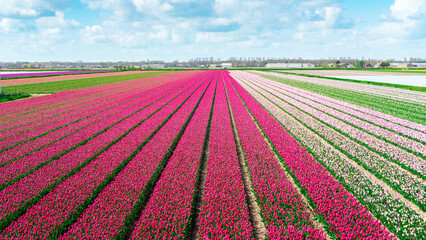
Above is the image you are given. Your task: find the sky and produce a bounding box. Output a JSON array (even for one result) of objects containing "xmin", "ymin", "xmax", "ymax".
[{"xmin": 0, "ymin": 0, "xmax": 425, "ymax": 62}]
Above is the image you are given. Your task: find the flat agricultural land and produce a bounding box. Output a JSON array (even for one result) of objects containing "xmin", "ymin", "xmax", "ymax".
[
  {"xmin": 0, "ymin": 70, "xmax": 425, "ymax": 239},
  {"xmin": 282, "ymin": 69, "xmax": 426, "ymax": 76},
  {"xmin": 1, "ymin": 71, "xmax": 172, "ymax": 94},
  {"xmin": 1, "ymin": 71, "xmax": 159, "ymax": 86}
]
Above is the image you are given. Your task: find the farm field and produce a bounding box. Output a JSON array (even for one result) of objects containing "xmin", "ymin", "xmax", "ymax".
[
  {"xmin": 0, "ymin": 70, "xmax": 425, "ymax": 239},
  {"xmin": 275, "ymin": 70, "xmax": 426, "ymax": 91},
  {"xmin": 254, "ymin": 71, "xmax": 426, "ymax": 125},
  {"xmin": 0, "ymin": 71, "xmax": 105, "ymax": 79},
  {"xmin": 0, "ymin": 71, "xmax": 172, "ymax": 94}
]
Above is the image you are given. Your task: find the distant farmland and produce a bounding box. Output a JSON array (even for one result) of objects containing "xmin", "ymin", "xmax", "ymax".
[{"xmin": 0, "ymin": 70, "xmax": 425, "ymax": 239}]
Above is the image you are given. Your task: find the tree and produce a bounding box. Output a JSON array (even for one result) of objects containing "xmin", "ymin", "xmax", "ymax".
[
  {"xmin": 321, "ymin": 61, "xmax": 329, "ymax": 68},
  {"xmin": 355, "ymin": 60, "xmax": 365, "ymax": 68},
  {"xmin": 380, "ymin": 62, "xmax": 390, "ymax": 68}
]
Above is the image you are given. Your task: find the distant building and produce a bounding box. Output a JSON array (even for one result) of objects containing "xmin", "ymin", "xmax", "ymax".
[
  {"xmin": 412, "ymin": 63, "xmax": 426, "ymax": 68},
  {"xmin": 265, "ymin": 63, "xmax": 315, "ymax": 68},
  {"xmin": 390, "ymin": 63, "xmax": 409, "ymax": 68},
  {"xmin": 221, "ymin": 63, "xmax": 232, "ymax": 69},
  {"xmin": 150, "ymin": 64, "xmax": 165, "ymax": 68}
]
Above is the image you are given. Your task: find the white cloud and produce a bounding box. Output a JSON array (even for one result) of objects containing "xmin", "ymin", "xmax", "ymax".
[
  {"xmin": 0, "ymin": 18, "xmax": 25, "ymax": 32},
  {"xmin": 80, "ymin": 25, "xmax": 108, "ymax": 44},
  {"xmin": 132, "ymin": 0, "xmax": 173, "ymax": 13},
  {"xmin": 36, "ymin": 11, "xmax": 79, "ymax": 29},
  {"xmin": 0, "ymin": 0, "xmax": 72, "ymax": 18},
  {"xmin": 195, "ymin": 32, "xmax": 235, "ymax": 43},
  {"xmin": 390, "ymin": 0, "xmax": 426, "ymax": 20},
  {"xmin": 373, "ymin": 0, "xmax": 426, "ymax": 39}
]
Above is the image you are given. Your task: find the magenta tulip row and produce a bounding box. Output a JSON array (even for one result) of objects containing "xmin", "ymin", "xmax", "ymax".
[
  {"xmin": 238, "ymin": 75, "xmax": 426, "ymax": 209},
  {"xmin": 197, "ymin": 72, "xmax": 253, "ymax": 239},
  {"xmin": 0, "ymin": 83, "xmax": 156, "ymax": 140},
  {"xmin": 225, "ymin": 73, "xmax": 326, "ymax": 239},
  {"xmin": 0, "ymin": 74, "xmax": 207, "ymax": 238},
  {"xmin": 0, "ymin": 74, "xmax": 200, "ymax": 235},
  {"xmin": 0, "ymin": 86, "xmax": 114, "ymax": 124},
  {"xmin": 0, "ymin": 71, "xmax": 199, "ymax": 134},
  {"xmin": 0, "ymin": 79, "xmax": 190, "ymax": 187},
  {"xmin": 0, "ymin": 89, "xmax": 153, "ymax": 151},
  {"xmin": 228, "ymin": 76, "xmax": 394, "ymax": 239},
  {"xmin": 0, "ymin": 71, "xmax": 199, "ymax": 124},
  {"xmin": 61, "ymin": 72, "xmax": 214, "ymax": 240},
  {"xmin": 130, "ymin": 73, "xmax": 217, "ymax": 239},
  {"xmin": 0, "ymin": 73, "xmax": 192, "ymax": 164},
  {"xmin": 244, "ymin": 74, "xmax": 425, "ymax": 155},
  {"xmin": 234, "ymin": 73, "xmax": 426, "ymax": 239}
]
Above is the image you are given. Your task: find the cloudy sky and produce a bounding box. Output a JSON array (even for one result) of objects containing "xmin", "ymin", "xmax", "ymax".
[{"xmin": 0, "ymin": 0, "xmax": 425, "ymax": 61}]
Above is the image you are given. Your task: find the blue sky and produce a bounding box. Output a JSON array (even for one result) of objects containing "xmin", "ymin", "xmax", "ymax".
[{"xmin": 0, "ymin": 0, "xmax": 425, "ymax": 62}]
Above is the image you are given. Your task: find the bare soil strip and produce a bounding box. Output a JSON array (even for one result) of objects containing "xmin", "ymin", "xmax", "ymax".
[{"xmin": 225, "ymin": 80, "xmax": 267, "ymax": 240}]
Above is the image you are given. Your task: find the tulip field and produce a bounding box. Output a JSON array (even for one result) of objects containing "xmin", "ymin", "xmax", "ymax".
[{"xmin": 0, "ymin": 70, "xmax": 425, "ymax": 239}]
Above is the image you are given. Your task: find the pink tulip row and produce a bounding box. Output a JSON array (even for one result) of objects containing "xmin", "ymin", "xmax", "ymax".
[
  {"xmin": 243, "ymin": 75, "xmax": 426, "ymax": 174},
  {"xmin": 0, "ymin": 85, "xmax": 151, "ymax": 141},
  {"xmin": 0, "ymin": 71, "xmax": 199, "ymax": 132},
  {"xmin": 0, "ymin": 73, "xmax": 193, "ymax": 162},
  {"xmin": 254, "ymin": 71, "xmax": 426, "ymax": 133},
  {"xmin": 0, "ymin": 88, "xmax": 157, "ymax": 151},
  {"xmin": 260, "ymin": 71, "xmax": 426, "ymax": 108},
  {"xmin": 228, "ymin": 75, "xmax": 395, "ymax": 239},
  {"xmin": 129, "ymin": 72, "xmax": 217, "ymax": 239},
  {"xmin": 238, "ymin": 76, "xmax": 426, "ymax": 209},
  {"xmin": 0, "ymin": 71, "xmax": 199, "ymax": 126},
  {"xmin": 246, "ymin": 72, "xmax": 426, "ymax": 148},
  {"xmin": 0, "ymin": 74, "xmax": 200, "ymax": 234},
  {"xmin": 0, "ymin": 78, "xmax": 191, "ymax": 186},
  {"xmin": 224, "ymin": 72, "xmax": 326, "ymax": 239},
  {"xmin": 252, "ymin": 74, "xmax": 426, "ymax": 143},
  {"xmin": 60, "ymin": 72, "xmax": 214, "ymax": 240},
  {"xmin": 197, "ymin": 72, "xmax": 253, "ymax": 239},
  {"xmin": 233, "ymin": 73, "xmax": 426, "ymax": 239},
  {"xmin": 0, "ymin": 71, "xmax": 193, "ymax": 116},
  {"xmin": 0, "ymin": 73, "xmax": 208, "ymax": 239},
  {"xmin": 0, "ymin": 87, "xmax": 114, "ymax": 125}
]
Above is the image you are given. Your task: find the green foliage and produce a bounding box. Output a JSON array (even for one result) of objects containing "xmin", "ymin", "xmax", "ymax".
[
  {"xmin": 380, "ymin": 62, "xmax": 390, "ymax": 68},
  {"xmin": 320, "ymin": 62, "xmax": 329, "ymax": 68},
  {"xmin": 0, "ymin": 93, "xmax": 31, "ymax": 102},
  {"xmin": 355, "ymin": 60, "xmax": 365, "ymax": 68}
]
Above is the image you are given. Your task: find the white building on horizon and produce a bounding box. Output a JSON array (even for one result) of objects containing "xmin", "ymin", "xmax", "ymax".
[{"xmin": 265, "ymin": 63, "xmax": 315, "ymax": 68}]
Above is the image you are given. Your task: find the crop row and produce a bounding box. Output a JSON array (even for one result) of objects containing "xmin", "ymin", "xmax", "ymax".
[
  {"xmin": 0, "ymin": 73, "xmax": 193, "ymax": 162},
  {"xmin": 0, "ymin": 86, "xmax": 168, "ymax": 151},
  {"xmin": 247, "ymin": 72, "xmax": 426, "ymax": 147},
  {"xmin": 129, "ymin": 72, "xmax": 217, "ymax": 239},
  {"xmin": 229, "ymin": 73, "xmax": 394, "ymax": 239},
  {"xmin": 271, "ymin": 71, "xmax": 426, "ymax": 105},
  {"xmin": 232, "ymin": 71, "xmax": 426, "ymax": 239},
  {"xmin": 255, "ymin": 71, "xmax": 426, "ymax": 125},
  {"xmin": 0, "ymin": 77, "xmax": 193, "ymax": 189},
  {"xmin": 238, "ymin": 73, "xmax": 426, "ymax": 211},
  {"xmin": 197, "ymin": 72, "xmax": 253, "ymax": 239},
  {"xmin": 0, "ymin": 73, "xmax": 204, "ymax": 235},
  {"xmin": 58, "ymin": 72, "xmax": 214, "ymax": 239},
  {"xmin": 225, "ymin": 72, "xmax": 326, "ymax": 239},
  {"xmin": 257, "ymin": 75, "xmax": 426, "ymax": 141},
  {"xmin": 0, "ymin": 71, "xmax": 198, "ymax": 125}
]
